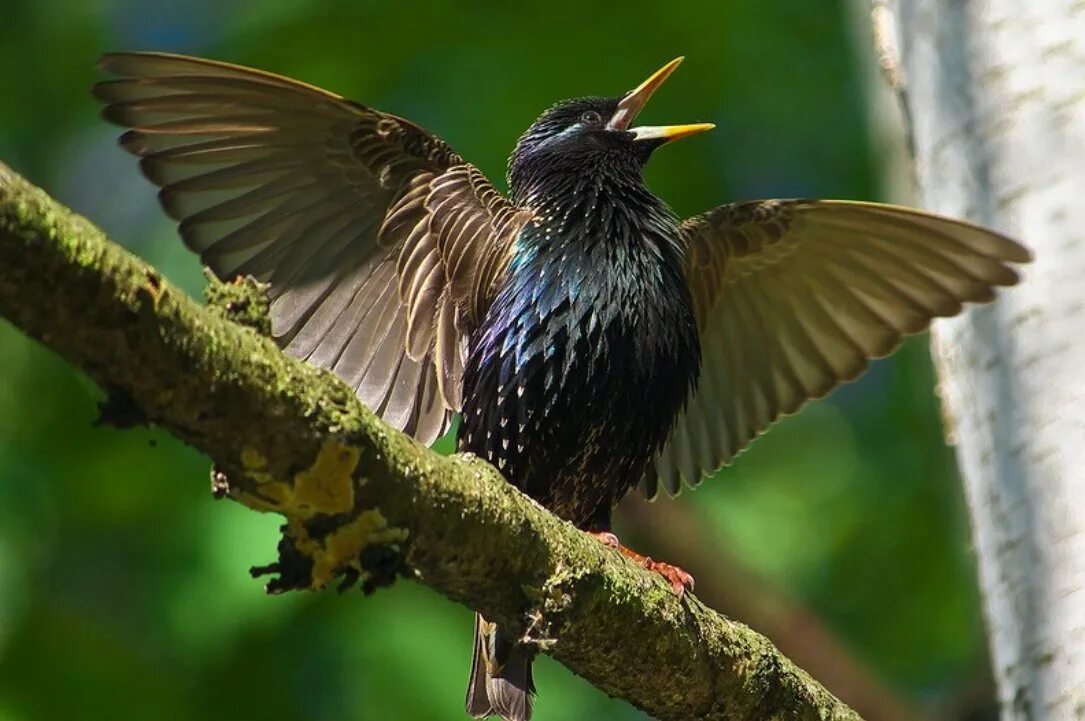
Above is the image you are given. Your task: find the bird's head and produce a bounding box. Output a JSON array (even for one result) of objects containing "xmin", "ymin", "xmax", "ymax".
[{"xmin": 507, "ymin": 57, "xmax": 714, "ymax": 201}]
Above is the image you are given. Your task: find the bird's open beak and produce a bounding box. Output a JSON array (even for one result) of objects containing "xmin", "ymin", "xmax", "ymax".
[{"xmin": 607, "ymin": 56, "xmax": 715, "ymax": 143}]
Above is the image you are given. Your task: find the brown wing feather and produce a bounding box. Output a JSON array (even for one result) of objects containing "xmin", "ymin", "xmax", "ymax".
[
  {"xmin": 646, "ymin": 199, "xmax": 1031, "ymax": 498},
  {"xmin": 96, "ymin": 51, "xmax": 525, "ymax": 444},
  {"xmin": 383, "ymin": 164, "xmax": 532, "ymax": 410}
]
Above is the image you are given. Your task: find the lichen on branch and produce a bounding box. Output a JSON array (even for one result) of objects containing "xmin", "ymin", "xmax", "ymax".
[{"xmin": 0, "ymin": 161, "xmax": 860, "ymax": 721}]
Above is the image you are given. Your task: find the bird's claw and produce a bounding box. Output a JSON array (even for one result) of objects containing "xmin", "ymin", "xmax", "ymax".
[
  {"xmin": 584, "ymin": 530, "xmax": 694, "ymax": 598},
  {"xmin": 642, "ymin": 557, "xmax": 695, "ymax": 597}
]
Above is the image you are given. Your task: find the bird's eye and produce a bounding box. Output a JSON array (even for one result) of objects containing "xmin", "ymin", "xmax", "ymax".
[{"xmin": 580, "ymin": 111, "xmax": 602, "ymax": 125}]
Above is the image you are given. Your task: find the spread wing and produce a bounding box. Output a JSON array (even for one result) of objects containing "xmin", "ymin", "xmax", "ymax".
[
  {"xmin": 95, "ymin": 52, "xmax": 530, "ymax": 445},
  {"xmin": 645, "ymin": 199, "xmax": 1031, "ymax": 498}
]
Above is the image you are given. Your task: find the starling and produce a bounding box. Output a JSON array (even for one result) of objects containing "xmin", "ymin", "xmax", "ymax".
[{"xmin": 94, "ymin": 54, "xmax": 1030, "ymax": 721}]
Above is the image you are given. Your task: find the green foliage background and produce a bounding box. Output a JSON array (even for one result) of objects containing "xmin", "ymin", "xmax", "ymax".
[{"xmin": 0, "ymin": 1, "xmax": 988, "ymax": 719}]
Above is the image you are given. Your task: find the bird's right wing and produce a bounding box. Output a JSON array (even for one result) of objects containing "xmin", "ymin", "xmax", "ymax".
[
  {"xmin": 95, "ymin": 51, "xmax": 530, "ymax": 445},
  {"xmin": 645, "ymin": 199, "xmax": 1031, "ymax": 498}
]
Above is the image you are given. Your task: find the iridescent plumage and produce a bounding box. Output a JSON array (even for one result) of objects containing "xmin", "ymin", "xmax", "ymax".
[{"xmin": 462, "ymin": 100, "xmax": 700, "ymax": 526}]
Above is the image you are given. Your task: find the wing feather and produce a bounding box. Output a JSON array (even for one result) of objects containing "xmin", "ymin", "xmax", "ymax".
[
  {"xmin": 650, "ymin": 199, "xmax": 1030, "ymax": 494},
  {"xmin": 96, "ymin": 51, "xmax": 527, "ymax": 445}
]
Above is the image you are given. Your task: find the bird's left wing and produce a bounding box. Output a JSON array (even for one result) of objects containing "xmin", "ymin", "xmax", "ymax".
[
  {"xmin": 645, "ymin": 199, "xmax": 1031, "ymax": 498},
  {"xmin": 382, "ymin": 163, "xmax": 534, "ymax": 411},
  {"xmin": 95, "ymin": 52, "xmax": 530, "ymax": 445}
]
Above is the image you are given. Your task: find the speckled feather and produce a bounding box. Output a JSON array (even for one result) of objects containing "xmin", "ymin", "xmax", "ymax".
[{"xmin": 460, "ymin": 150, "xmax": 699, "ymax": 526}]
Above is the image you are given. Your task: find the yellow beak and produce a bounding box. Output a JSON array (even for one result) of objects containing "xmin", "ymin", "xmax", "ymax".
[
  {"xmin": 607, "ymin": 57, "xmax": 715, "ymax": 143},
  {"xmin": 628, "ymin": 123, "xmax": 716, "ymax": 143}
]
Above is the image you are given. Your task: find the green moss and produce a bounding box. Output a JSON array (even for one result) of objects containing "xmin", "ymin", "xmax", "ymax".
[{"xmin": 203, "ymin": 271, "xmax": 273, "ymax": 336}]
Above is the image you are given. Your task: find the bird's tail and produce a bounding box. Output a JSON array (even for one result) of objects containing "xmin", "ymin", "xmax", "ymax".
[{"xmin": 465, "ymin": 613, "xmax": 535, "ymax": 721}]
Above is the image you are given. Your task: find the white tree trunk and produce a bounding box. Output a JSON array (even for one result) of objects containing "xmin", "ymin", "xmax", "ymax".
[{"xmin": 879, "ymin": 1, "xmax": 1085, "ymax": 718}]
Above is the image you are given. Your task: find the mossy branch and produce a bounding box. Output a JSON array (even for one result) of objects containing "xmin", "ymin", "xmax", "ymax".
[{"xmin": 0, "ymin": 161, "xmax": 860, "ymax": 721}]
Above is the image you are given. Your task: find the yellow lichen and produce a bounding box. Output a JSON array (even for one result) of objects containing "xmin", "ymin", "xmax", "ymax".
[
  {"xmin": 287, "ymin": 508, "xmax": 408, "ymax": 588},
  {"xmin": 291, "ymin": 440, "xmax": 358, "ymax": 515},
  {"xmin": 237, "ymin": 440, "xmax": 359, "ymax": 516},
  {"xmin": 235, "ymin": 440, "xmax": 406, "ymax": 588}
]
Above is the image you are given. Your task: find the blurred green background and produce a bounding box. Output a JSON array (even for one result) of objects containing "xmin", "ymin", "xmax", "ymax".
[{"xmin": 0, "ymin": 1, "xmax": 992, "ymax": 720}]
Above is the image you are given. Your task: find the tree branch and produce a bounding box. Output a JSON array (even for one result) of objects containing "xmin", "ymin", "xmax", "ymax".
[
  {"xmin": 0, "ymin": 161, "xmax": 859, "ymax": 721},
  {"xmin": 618, "ymin": 497, "xmax": 933, "ymax": 721}
]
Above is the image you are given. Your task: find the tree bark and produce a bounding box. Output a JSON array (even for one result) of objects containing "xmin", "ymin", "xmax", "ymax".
[
  {"xmin": 619, "ymin": 497, "xmax": 934, "ymax": 721},
  {"xmin": 879, "ymin": 2, "xmax": 1085, "ymax": 718},
  {"xmin": 0, "ymin": 160, "xmax": 861, "ymax": 721}
]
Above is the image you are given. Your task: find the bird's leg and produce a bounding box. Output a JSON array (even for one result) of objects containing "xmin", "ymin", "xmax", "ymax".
[{"xmin": 584, "ymin": 530, "xmax": 695, "ymax": 597}]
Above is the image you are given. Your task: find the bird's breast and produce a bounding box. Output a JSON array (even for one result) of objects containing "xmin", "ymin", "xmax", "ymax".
[{"xmin": 458, "ymin": 216, "xmax": 700, "ymax": 523}]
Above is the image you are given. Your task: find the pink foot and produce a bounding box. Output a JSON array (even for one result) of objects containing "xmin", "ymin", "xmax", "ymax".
[
  {"xmin": 583, "ymin": 530, "xmax": 694, "ymax": 598},
  {"xmin": 641, "ymin": 558, "xmax": 695, "ymax": 597},
  {"xmin": 586, "ymin": 530, "xmax": 620, "ymax": 549}
]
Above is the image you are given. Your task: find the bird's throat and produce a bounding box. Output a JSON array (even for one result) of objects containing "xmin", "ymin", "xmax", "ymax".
[{"xmin": 515, "ymin": 167, "xmax": 679, "ymax": 259}]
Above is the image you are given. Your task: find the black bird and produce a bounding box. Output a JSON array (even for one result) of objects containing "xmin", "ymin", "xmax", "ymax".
[{"xmin": 94, "ymin": 53, "xmax": 1031, "ymax": 721}]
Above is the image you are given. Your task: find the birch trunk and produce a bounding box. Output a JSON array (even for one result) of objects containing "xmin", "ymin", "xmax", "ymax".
[{"xmin": 878, "ymin": 1, "xmax": 1085, "ymax": 718}]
